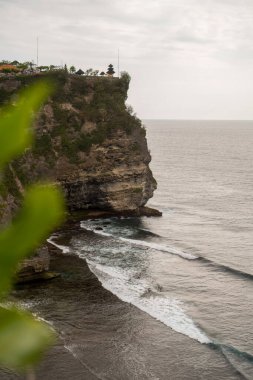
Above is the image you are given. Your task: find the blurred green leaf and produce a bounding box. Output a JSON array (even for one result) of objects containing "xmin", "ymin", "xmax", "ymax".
[
  {"xmin": 0, "ymin": 80, "xmax": 65, "ymax": 372},
  {"xmin": 0, "ymin": 184, "xmax": 65, "ymax": 296},
  {"xmin": 0, "ymin": 81, "xmax": 52, "ymax": 167},
  {"xmin": 0, "ymin": 306, "xmax": 55, "ymax": 370}
]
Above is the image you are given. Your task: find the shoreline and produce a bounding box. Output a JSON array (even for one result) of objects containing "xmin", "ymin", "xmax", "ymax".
[
  {"xmin": 16, "ymin": 206, "xmax": 162, "ymax": 284},
  {"xmin": 2, "ymin": 208, "xmax": 244, "ymax": 379},
  {"xmin": 2, "ymin": 228, "xmax": 242, "ymax": 379}
]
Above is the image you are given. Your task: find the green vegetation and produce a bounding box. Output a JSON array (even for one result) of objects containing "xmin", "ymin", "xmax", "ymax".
[
  {"xmin": 51, "ymin": 73, "xmax": 143, "ymax": 159},
  {"xmin": 78, "ymin": 127, "xmax": 107, "ymax": 150},
  {"xmin": 0, "ymin": 87, "xmax": 12, "ymax": 106},
  {"xmin": 0, "ymin": 82, "xmax": 65, "ymax": 372},
  {"xmin": 131, "ymin": 142, "xmax": 140, "ymax": 152},
  {"xmin": 33, "ymin": 133, "xmax": 52, "ymax": 156},
  {"xmin": 61, "ymin": 135, "xmax": 78, "ymax": 163},
  {"xmin": 132, "ymin": 187, "xmax": 143, "ymax": 194},
  {"xmin": 0, "ymin": 176, "xmax": 8, "ymax": 199},
  {"xmin": 0, "ymin": 70, "xmax": 145, "ymax": 166},
  {"xmin": 1, "ymin": 165, "xmax": 21, "ymax": 199},
  {"xmin": 69, "ymin": 66, "xmax": 76, "ymax": 74}
]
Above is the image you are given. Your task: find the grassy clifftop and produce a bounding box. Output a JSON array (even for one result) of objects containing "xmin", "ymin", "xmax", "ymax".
[{"xmin": 1, "ymin": 71, "xmax": 145, "ymax": 163}]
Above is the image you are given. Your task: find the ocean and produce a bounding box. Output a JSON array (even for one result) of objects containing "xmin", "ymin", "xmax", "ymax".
[{"xmin": 4, "ymin": 120, "xmax": 253, "ymax": 379}]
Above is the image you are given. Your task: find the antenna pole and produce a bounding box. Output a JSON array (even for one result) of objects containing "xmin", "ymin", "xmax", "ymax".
[
  {"xmin": 37, "ymin": 37, "xmax": 39, "ymax": 67},
  {"xmin": 118, "ymin": 48, "xmax": 120, "ymax": 78}
]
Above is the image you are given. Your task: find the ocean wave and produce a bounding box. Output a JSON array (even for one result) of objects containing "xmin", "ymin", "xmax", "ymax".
[
  {"xmin": 139, "ymin": 227, "xmax": 160, "ymax": 237},
  {"xmin": 220, "ymin": 344, "xmax": 253, "ymax": 364},
  {"xmin": 81, "ymin": 221, "xmax": 253, "ymax": 279},
  {"xmin": 212, "ymin": 343, "xmax": 253, "ymax": 380},
  {"xmin": 198, "ymin": 257, "xmax": 253, "ymax": 281},
  {"xmin": 86, "ymin": 260, "xmax": 210, "ymax": 344},
  {"xmin": 81, "ymin": 221, "xmax": 197, "ymax": 260},
  {"xmin": 46, "ymin": 228, "xmax": 253, "ymax": 376},
  {"xmin": 119, "ymin": 237, "xmax": 197, "ymax": 260},
  {"xmin": 64, "ymin": 344, "xmax": 105, "ymax": 380},
  {"xmin": 47, "ymin": 235, "xmax": 70, "ymax": 254}
]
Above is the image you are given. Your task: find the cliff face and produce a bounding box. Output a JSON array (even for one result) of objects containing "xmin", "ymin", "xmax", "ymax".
[
  {"xmin": 0, "ymin": 72, "xmax": 156, "ymax": 221},
  {"xmin": 61, "ymin": 128, "xmax": 155, "ymax": 211}
]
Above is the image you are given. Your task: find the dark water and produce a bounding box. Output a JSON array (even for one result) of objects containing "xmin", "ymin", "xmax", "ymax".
[{"xmin": 3, "ymin": 120, "xmax": 253, "ymax": 379}]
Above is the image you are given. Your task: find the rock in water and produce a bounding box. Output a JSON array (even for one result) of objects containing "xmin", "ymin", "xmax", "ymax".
[{"xmin": 17, "ymin": 246, "xmax": 50, "ymax": 283}]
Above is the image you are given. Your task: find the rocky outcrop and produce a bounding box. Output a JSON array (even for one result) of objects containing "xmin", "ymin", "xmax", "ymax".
[
  {"xmin": 0, "ymin": 72, "xmax": 157, "ymax": 215},
  {"xmin": 17, "ymin": 246, "xmax": 51, "ymax": 283}
]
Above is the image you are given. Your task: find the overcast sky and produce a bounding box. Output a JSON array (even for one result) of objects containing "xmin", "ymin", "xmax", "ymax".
[{"xmin": 1, "ymin": 0, "xmax": 253, "ymax": 119}]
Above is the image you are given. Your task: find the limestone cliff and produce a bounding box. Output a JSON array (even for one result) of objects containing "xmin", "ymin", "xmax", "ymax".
[{"xmin": 0, "ymin": 71, "xmax": 157, "ymax": 221}]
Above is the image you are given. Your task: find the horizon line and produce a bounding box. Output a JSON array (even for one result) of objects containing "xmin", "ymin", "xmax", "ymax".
[{"xmin": 142, "ymin": 118, "xmax": 253, "ymax": 122}]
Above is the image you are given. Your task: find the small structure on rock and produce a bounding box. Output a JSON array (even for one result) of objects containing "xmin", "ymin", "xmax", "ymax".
[
  {"xmin": 107, "ymin": 64, "xmax": 115, "ymax": 77},
  {"xmin": 76, "ymin": 69, "xmax": 84, "ymax": 75}
]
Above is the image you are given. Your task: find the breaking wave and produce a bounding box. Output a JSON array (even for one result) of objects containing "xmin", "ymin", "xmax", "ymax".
[
  {"xmin": 81, "ymin": 220, "xmax": 197, "ymax": 260},
  {"xmin": 85, "ymin": 259, "xmax": 210, "ymax": 344}
]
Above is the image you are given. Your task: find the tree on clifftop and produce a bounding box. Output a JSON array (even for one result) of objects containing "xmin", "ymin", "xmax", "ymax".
[
  {"xmin": 85, "ymin": 68, "xmax": 93, "ymax": 76},
  {"xmin": 70, "ymin": 66, "xmax": 76, "ymax": 74},
  {"xmin": 107, "ymin": 64, "xmax": 115, "ymax": 76}
]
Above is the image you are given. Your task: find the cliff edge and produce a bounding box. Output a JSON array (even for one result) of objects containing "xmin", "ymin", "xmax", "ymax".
[{"xmin": 0, "ymin": 71, "xmax": 157, "ymax": 223}]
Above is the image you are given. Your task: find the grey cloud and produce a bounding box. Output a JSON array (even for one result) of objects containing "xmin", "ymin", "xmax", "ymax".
[{"xmin": 1, "ymin": 0, "xmax": 253, "ymax": 119}]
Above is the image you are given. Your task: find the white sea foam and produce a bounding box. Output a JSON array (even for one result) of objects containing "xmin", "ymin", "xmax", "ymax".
[
  {"xmin": 119, "ymin": 237, "xmax": 197, "ymax": 260},
  {"xmin": 80, "ymin": 220, "xmax": 207, "ymax": 342},
  {"xmin": 17, "ymin": 300, "xmax": 47, "ymax": 310},
  {"xmin": 0, "ymin": 299, "xmax": 43, "ymax": 310},
  {"xmin": 86, "ymin": 260, "xmax": 210, "ymax": 344},
  {"xmin": 81, "ymin": 221, "xmax": 197, "ymax": 260},
  {"xmin": 93, "ymin": 230, "xmax": 112, "ymax": 237},
  {"xmin": 0, "ymin": 302, "xmax": 55, "ymax": 329},
  {"xmin": 34, "ymin": 314, "xmax": 55, "ymax": 329},
  {"xmin": 47, "ymin": 235, "xmax": 70, "ymax": 254},
  {"xmin": 64, "ymin": 344, "xmax": 105, "ymax": 380}
]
